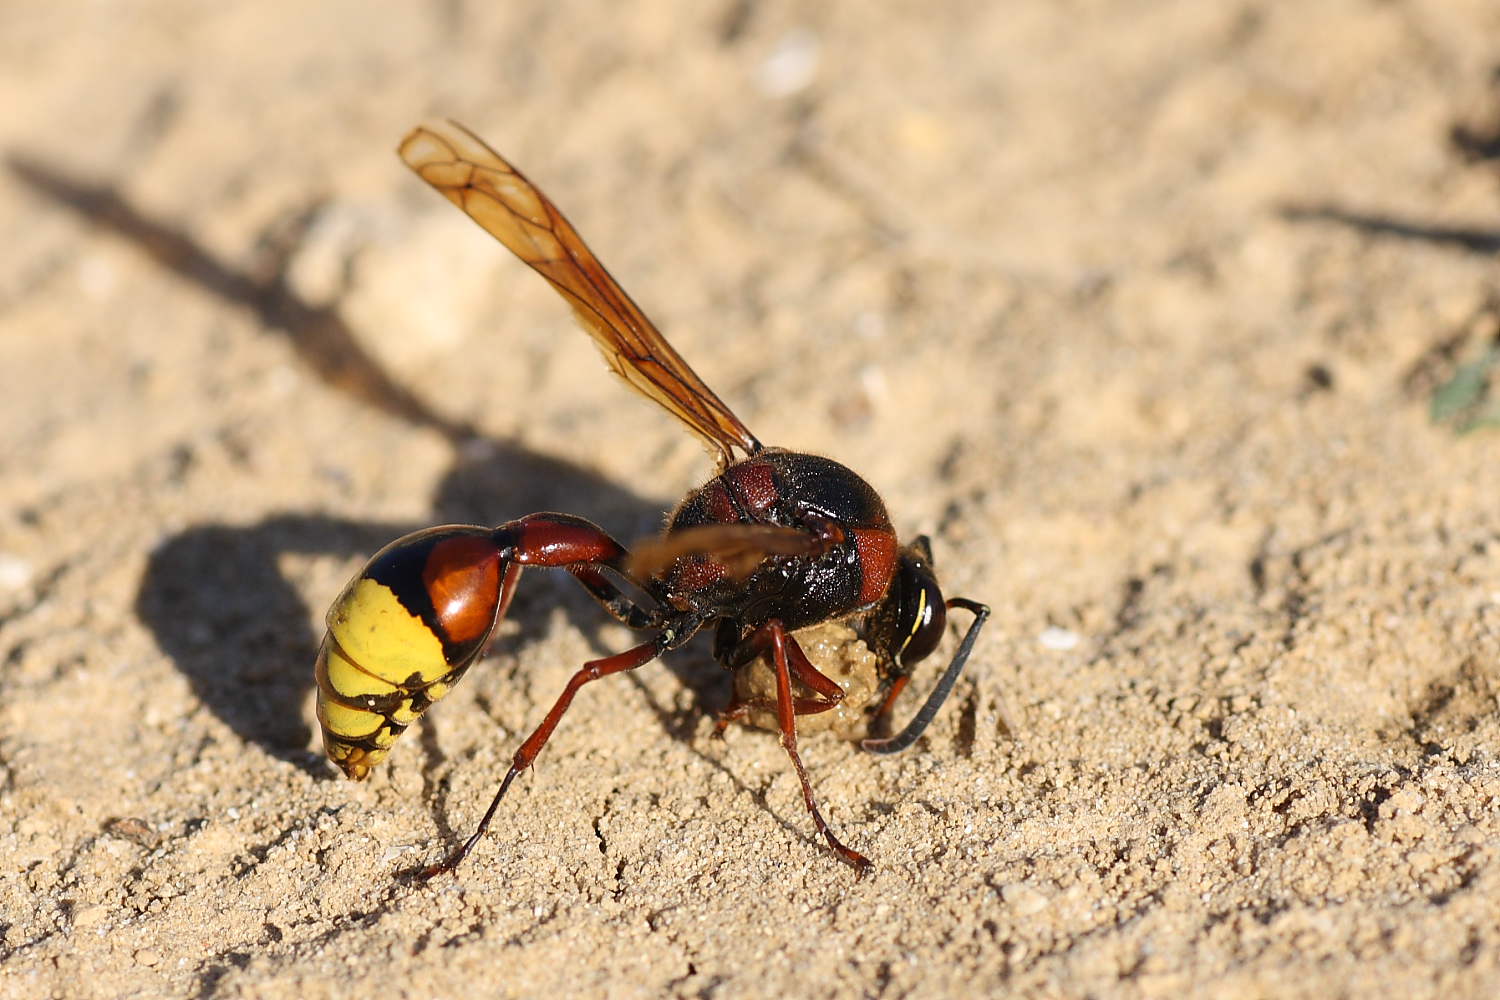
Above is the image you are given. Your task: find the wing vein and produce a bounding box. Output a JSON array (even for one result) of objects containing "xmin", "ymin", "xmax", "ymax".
[{"xmin": 399, "ymin": 122, "xmax": 760, "ymax": 466}]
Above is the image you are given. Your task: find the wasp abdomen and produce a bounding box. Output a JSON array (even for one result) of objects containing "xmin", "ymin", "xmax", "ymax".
[{"xmin": 315, "ymin": 526, "xmax": 508, "ymax": 780}]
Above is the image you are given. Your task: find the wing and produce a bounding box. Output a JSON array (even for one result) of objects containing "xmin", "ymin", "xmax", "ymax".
[
  {"xmin": 399, "ymin": 122, "xmax": 761, "ymax": 467},
  {"xmin": 627, "ymin": 523, "xmax": 828, "ymax": 581}
]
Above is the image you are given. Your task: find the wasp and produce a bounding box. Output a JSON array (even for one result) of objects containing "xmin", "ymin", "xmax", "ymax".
[{"xmin": 314, "ymin": 122, "xmax": 990, "ymax": 876}]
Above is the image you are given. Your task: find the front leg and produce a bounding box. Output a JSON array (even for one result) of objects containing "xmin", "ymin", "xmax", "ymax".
[
  {"xmin": 713, "ymin": 620, "xmax": 849, "ymax": 734},
  {"xmin": 757, "ymin": 619, "xmax": 871, "ymax": 873}
]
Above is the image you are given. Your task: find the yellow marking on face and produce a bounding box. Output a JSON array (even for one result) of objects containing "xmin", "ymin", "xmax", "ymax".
[
  {"xmin": 900, "ymin": 586, "xmax": 928, "ymax": 655},
  {"xmin": 327, "ymin": 577, "xmax": 452, "ymax": 685}
]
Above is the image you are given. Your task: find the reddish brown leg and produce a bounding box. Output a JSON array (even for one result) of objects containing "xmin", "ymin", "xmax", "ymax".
[
  {"xmin": 418, "ymin": 635, "xmax": 666, "ymax": 879},
  {"xmin": 714, "ymin": 629, "xmax": 846, "ymax": 734},
  {"xmin": 713, "ymin": 701, "xmax": 750, "ymax": 734},
  {"xmin": 714, "ymin": 691, "xmax": 839, "ymax": 734},
  {"xmin": 711, "ymin": 632, "xmax": 846, "ymax": 734},
  {"xmin": 494, "ymin": 561, "xmax": 522, "ymax": 627},
  {"xmin": 871, "ymin": 674, "xmax": 911, "ymax": 720},
  {"xmin": 782, "ymin": 635, "xmax": 849, "ymax": 708},
  {"xmin": 763, "ymin": 620, "xmax": 871, "ymax": 874}
]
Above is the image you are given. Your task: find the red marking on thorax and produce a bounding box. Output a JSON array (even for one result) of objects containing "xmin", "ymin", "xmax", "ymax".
[
  {"xmin": 850, "ymin": 528, "xmax": 898, "ymax": 606},
  {"xmin": 668, "ymin": 556, "xmax": 728, "ymax": 600},
  {"xmin": 725, "ymin": 460, "xmax": 779, "ymax": 517},
  {"xmin": 703, "ymin": 481, "xmax": 739, "ymax": 524}
]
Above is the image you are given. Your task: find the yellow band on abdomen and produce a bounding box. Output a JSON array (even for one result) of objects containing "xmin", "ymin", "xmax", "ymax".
[{"xmin": 326, "ymin": 577, "xmax": 451, "ymax": 686}]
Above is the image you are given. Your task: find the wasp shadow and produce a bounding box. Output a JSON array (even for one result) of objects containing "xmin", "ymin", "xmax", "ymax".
[
  {"xmin": 132, "ymin": 449, "xmax": 682, "ymax": 774},
  {"xmin": 1276, "ymin": 98, "xmax": 1500, "ymax": 433},
  {"xmin": 10, "ymin": 153, "xmax": 725, "ymax": 774},
  {"xmin": 1277, "ymin": 204, "xmax": 1500, "ymax": 255},
  {"xmin": 1278, "ymin": 90, "xmax": 1500, "ymax": 255}
]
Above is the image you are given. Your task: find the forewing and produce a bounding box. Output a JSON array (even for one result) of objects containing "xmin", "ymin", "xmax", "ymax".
[
  {"xmin": 628, "ymin": 523, "xmax": 822, "ymax": 581},
  {"xmin": 399, "ymin": 122, "xmax": 760, "ymax": 466}
]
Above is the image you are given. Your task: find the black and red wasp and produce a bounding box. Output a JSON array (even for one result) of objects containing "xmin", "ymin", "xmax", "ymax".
[{"xmin": 314, "ymin": 122, "xmax": 990, "ymax": 876}]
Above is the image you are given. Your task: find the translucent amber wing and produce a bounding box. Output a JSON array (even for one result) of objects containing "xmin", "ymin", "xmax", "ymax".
[
  {"xmin": 628, "ymin": 523, "xmax": 822, "ymax": 581},
  {"xmin": 399, "ymin": 122, "xmax": 761, "ymax": 466}
]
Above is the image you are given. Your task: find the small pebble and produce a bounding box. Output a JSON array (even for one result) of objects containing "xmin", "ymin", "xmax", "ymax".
[
  {"xmin": 73, "ymin": 905, "xmax": 107, "ymax": 930},
  {"xmin": 1037, "ymin": 626, "xmax": 1080, "ymax": 651}
]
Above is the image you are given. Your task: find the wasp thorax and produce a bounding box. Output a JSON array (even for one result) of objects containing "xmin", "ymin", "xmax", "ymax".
[{"xmin": 314, "ymin": 525, "xmax": 511, "ymax": 781}]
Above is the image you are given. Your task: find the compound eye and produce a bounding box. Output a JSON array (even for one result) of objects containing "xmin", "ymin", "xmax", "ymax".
[{"xmin": 895, "ymin": 555, "xmax": 947, "ymax": 667}]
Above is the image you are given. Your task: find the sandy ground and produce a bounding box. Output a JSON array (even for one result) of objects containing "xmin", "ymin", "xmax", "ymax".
[{"xmin": 4, "ymin": 1, "xmax": 1500, "ymax": 997}]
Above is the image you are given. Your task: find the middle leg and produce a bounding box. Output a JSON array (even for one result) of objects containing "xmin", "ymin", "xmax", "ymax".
[{"xmin": 713, "ymin": 620, "xmax": 849, "ymax": 733}]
